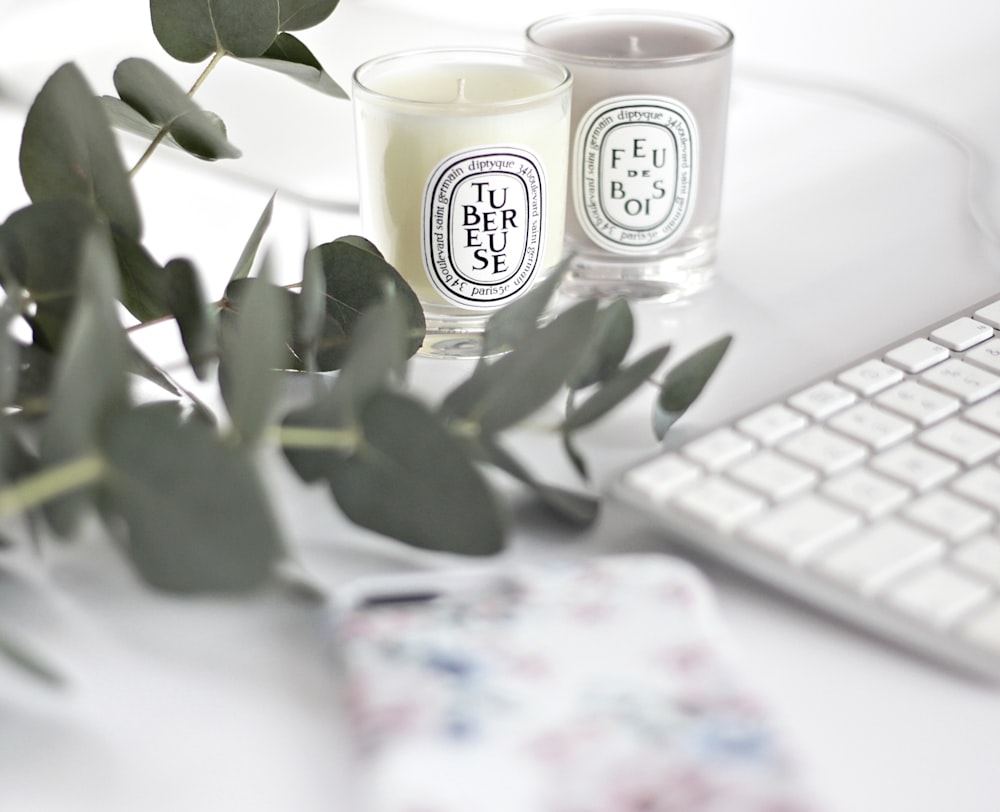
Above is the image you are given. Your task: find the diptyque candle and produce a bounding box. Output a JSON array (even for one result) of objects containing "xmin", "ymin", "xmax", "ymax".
[
  {"xmin": 527, "ymin": 12, "xmax": 734, "ymax": 300},
  {"xmin": 352, "ymin": 49, "xmax": 572, "ymax": 357}
]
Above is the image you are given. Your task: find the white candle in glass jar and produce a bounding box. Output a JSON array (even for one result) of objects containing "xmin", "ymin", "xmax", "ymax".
[{"xmin": 352, "ymin": 50, "xmax": 572, "ymax": 345}]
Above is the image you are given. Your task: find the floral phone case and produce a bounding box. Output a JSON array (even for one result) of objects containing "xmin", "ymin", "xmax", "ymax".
[{"xmin": 334, "ymin": 555, "xmax": 824, "ymax": 812}]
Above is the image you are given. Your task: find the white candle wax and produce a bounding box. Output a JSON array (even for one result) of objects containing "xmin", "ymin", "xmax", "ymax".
[{"xmin": 353, "ymin": 51, "xmax": 571, "ymax": 321}]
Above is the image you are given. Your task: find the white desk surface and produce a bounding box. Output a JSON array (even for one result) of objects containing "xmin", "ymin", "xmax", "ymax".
[{"xmin": 1, "ymin": 0, "xmax": 999, "ymax": 809}]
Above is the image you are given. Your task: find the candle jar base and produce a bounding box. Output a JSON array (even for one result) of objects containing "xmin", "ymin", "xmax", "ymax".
[
  {"xmin": 417, "ymin": 309, "xmax": 493, "ymax": 359},
  {"xmin": 561, "ymin": 231, "xmax": 717, "ymax": 302}
]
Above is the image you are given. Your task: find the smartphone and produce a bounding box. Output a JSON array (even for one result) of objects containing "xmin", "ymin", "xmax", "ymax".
[{"xmin": 333, "ymin": 554, "xmax": 824, "ymax": 812}]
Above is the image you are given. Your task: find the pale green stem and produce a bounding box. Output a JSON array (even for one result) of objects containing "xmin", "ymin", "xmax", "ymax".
[
  {"xmin": 0, "ymin": 456, "xmax": 107, "ymax": 518},
  {"xmin": 128, "ymin": 48, "xmax": 227, "ymax": 178},
  {"xmin": 272, "ymin": 425, "xmax": 357, "ymax": 451}
]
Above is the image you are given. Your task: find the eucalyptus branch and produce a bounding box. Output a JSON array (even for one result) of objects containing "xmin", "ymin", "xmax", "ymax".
[
  {"xmin": 272, "ymin": 425, "xmax": 356, "ymax": 451},
  {"xmin": 187, "ymin": 48, "xmax": 226, "ymax": 96},
  {"xmin": 128, "ymin": 48, "xmax": 226, "ymax": 177},
  {"xmin": 0, "ymin": 455, "xmax": 106, "ymax": 518}
]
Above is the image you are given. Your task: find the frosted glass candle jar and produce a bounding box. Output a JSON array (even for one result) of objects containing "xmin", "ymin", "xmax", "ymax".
[
  {"xmin": 352, "ymin": 49, "xmax": 572, "ymax": 357},
  {"xmin": 526, "ymin": 11, "xmax": 734, "ymax": 300}
]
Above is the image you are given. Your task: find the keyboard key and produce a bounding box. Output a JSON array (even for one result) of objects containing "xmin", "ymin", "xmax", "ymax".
[
  {"xmin": 965, "ymin": 395, "xmax": 1000, "ymax": 435},
  {"xmin": 958, "ymin": 602, "xmax": 1000, "ymax": 656},
  {"xmin": 779, "ymin": 425, "xmax": 867, "ymax": 474},
  {"xmin": 821, "ymin": 467, "xmax": 910, "ymax": 518},
  {"xmin": 837, "ymin": 359, "xmax": 903, "ymax": 396},
  {"xmin": 673, "ymin": 479, "xmax": 765, "ymax": 530},
  {"xmin": 903, "ymin": 492, "xmax": 993, "ymax": 541},
  {"xmin": 883, "ymin": 564, "xmax": 990, "ymax": 627},
  {"xmin": 810, "ymin": 519, "xmax": 943, "ymax": 593},
  {"xmin": 964, "ymin": 338, "xmax": 1000, "ymax": 374},
  {"xmin": 736, "ymin": 404, "xmax": 808, "ymax": 444},
  {"xmin": 918, "ymin": 418, "xmax": 1000, "ymax": 466},
  {"xmin": 870, "ymin": 442, "xmax": 959, "ymax": 491},
  {"xmin": 727, "ymin": 450, "xmax": 818, "ymax": 500},
  {"xmin": 953, "ymin": 537, "xmax": 1000, "ymax": 586},
  {"xmin": 624, "ymin": 454, "xmax": 700, "ymax": 501},
  {"xmin": 921, "ymin": 359, "xmax": 1000, "ymax": 404},
  {"xmin": 929, "ymin": 317, "xmax": 994, "ymax": 351},
  {"xmin": 788, "ymin": 381, "xmax": 856, "ymax": 419},
  {"xmin": 827, "ymin": 402, "xmax": 915, "ymax": 449},
  {"xmin": 682, "ymin": 427, "xmax": 755, "ymax": 470},
  {"xmin": 742, "ymin": 495, "xmax": 860, "ymax": 561},
  {"xmin": 875, "ymin": 380, "xmax": 960, "ymax": 426},
  {"xmin": 973, "ymin": 299, "xmax": 1000, "ymax": 328},
  {"xmin": 884, "ymin": 338, "xmax": 950, "ymax": 373},
  {"xmin": 952, "ymin": 465, "xmax": 1000, "ymax": 509}
]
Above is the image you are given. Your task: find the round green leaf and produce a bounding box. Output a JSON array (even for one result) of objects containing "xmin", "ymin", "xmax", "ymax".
[
  {"xmin": 0, "ymin": 200, "xmax": 103, "ymax": 351},
  {"xmin": 40, "ymin": 230, "xmax": 130, "ymax": 536},
  {"xmin": 20, "ymin": 63, "xmax": 141, "ymax": 239},
  {"xmin": 163, "ymin": 258, "xmax": 215, "ymax": 380},
  {"xmin": 113, "ymin": 58, "xmax": 241, "ymax": 160},
  {"xmin": 102, "ymin": 403, "xmax": 284, "ymax": 592},
  {"xmin": 316, "ymin": 392, "xmax": 505, "ymax": 556},
  {"xmin": 311, "ymin": 236, "xmax": 425, "ymax": 360},
  {"xmin": 279, "ymin": 0, "xmax": 339, "ymax": 30},
  {"xmin": 110, "ymin": 227, "xmax": 170, "ymax": 323},
  {"xmin": 240, "ymin": 33, "xmax": 346, "ymax": 98},
  {"xmin": 218, "ymin": 275, "xmax": 292, "ymax": 445},
  {"xmin": 150, "ymin": 0, "xmax": 281, "ymax": 62}
]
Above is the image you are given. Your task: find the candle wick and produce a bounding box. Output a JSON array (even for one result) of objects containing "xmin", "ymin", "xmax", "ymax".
[
  {"xmin": 455, "ymin": 78, "xmax": 468, "ymax": 102},
  {"xmin": 628, "ymin": 35, "xmax": 641, "ymax": 57}
]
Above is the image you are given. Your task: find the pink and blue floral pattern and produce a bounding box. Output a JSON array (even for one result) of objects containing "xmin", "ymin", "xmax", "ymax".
[{"xmin": 337, "ymin": 555, "xmax": 824, "ymax": 812}]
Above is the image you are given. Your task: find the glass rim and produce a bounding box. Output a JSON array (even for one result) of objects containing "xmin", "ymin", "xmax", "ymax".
[
  {"xmin": 525, "ymin": 10, "xmax": 734, "ymax": 67},
  {"xmin": 352, "ymin": 47, "xmax": 572, "ymax": 111}
]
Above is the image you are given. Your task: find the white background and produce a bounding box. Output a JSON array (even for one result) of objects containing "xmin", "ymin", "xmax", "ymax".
[{"xmin": 1, "ymin": 0, "xmax": 999, "ymax": 809}]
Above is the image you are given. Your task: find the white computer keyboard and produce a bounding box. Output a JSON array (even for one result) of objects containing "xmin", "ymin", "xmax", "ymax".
[{"xmin": 614, "ymin": 294, "xmax": 1000, "ymax": 682}]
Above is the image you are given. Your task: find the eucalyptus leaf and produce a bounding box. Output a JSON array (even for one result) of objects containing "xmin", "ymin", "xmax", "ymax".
[
  {"xmin": 480, "ymin": 258, "xmax": 568, "ymax": 359},
  {"xmin": 279, "ymin": 0, "xmax": 339, "ymax": 30},
  {"xmin": 102, "ymin": 403, "xmax": 283, "ymax": 593},
  {"xmin": 564, "ymin": 345, "xmax": 670, "ymax": 432},
  {"xmin": 39, "ymin": 229, "xmax": 130, "ymax": 536},
  {"xmin": 311, "ymin": 236, "xmax": 425, "ymax": 361},
  {"xmin": 229, "ymin": 193, "xmax": 274, "ymax": 283},
  {"xmin": 567, "ymin": 298, "xmax": 635, "ymax": 390},
  {"xmin": 110, "ymin": 227, "xmax": 170, "ymax": 322},
  {"xmin": 654, "ymin": 335, "xmax": 733, "ymax": 439},
  {"xmin": 240, "ymin": 34, "xmax": 346, "ymax": 98},
  {"xmin": 0, "ymin": 630, "xmax": 63, "ymax": 687},
  {"xmin": 0, "ymin": 294, "xmax": 20, "ymax": 408},
  {"xmin": 101, "ymin": 95, "xmax": 231, "ymax": 156},
  {"xmin": 296, "ymin": 234, "xmax": 326, "ymax": 372},
  {"xmin": 218, "ymin": 273, "xmax": 291, "ymax": 445},
  {"xmin": 150, "ymin": 0, "xmax": 281, "ymax": 62},
  {"xmin": 113, "ymin": 58, "xmax": 241, "ymax": 161},
  {"xmin": 329, "ymin": 291, "xmax": 409, "ymax": 422},
  {"xmin": 478, "ymin": 438, "xmax": 598, "ymax": 526},
  {"xmin": 163, "ymin": 258, "xmax": 215, "ymax": 380},
  {"xmin": 321, "ymin": 391, "xmax": 505, "ymax": 555},
  {"xmin": 0, "ymin": 200, "xmax": 108, "ymax": 351},
  {"xmin": 335, "ymin": 235, "xmax": 384, "ymax": 258},
  {"xmin": 20, "ymin": 63, "xmax": 141, "ymax": 239},
  {"xmin": 281, "ymin": 379, "xmax": 353, "ymax": 484},
  {"xmin": 441, "ymin": 299, "xmax": 599, "ymax": 436}
]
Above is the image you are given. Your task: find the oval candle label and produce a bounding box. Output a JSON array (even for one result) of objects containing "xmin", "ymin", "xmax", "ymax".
[
  {"xmin": 422, "ymin": 147, "xmax": 546, "ymax": 309},
  {"xmin": 574, "ymin": 96, "xmax": 698, "ymax": 254}
]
